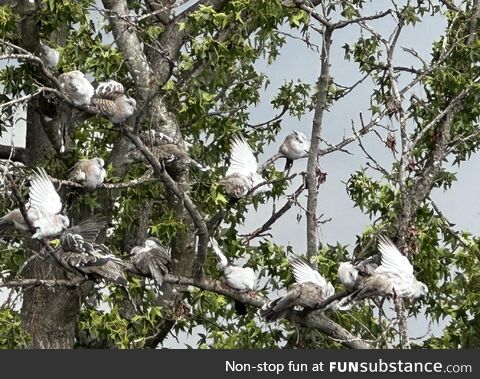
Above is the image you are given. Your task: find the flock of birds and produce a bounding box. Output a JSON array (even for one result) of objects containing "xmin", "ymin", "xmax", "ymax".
[{"xmin": 0, "ymin": 42, "xmax": 429, "ymax": 325}]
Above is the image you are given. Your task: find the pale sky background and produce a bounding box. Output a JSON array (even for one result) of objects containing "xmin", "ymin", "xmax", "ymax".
[{"xmin": 2, "ymin": 2, "xmax": 477, "ymax": 347}]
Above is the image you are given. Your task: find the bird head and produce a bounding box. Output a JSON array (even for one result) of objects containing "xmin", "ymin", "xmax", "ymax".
[
  {"xmin": 293, "ymin": 130, "xmax": 307, "ymax": 141},
  {"xmin": 338, "ymin": 262, "xmax": 359, "ymax": 289},
  {"xmin": 417, "ymin": 281, "xmax": 429, "ymax": 297},
  {"xmin": 94, "ymin": 157, "xmax": 105, "ymax": 168},
  {"xmin": 145, "ymin": 237, "xmax": 162, "ymax": 249},
  {"xmin": 124, "ymin": 97, "xmax": 137, "ymax": 117},
  {"xmin": 60, "ymin": 214, "xmax": 70, "ymax": 229}
]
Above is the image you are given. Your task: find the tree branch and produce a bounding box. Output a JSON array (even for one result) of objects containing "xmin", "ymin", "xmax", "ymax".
[
  {"xmin": 306, "ymin": 26, "xmax": 332, "ymax": 261},
  {"xmin": 121, "ymin": 127, "xmax": 209, "ymax": 278}
]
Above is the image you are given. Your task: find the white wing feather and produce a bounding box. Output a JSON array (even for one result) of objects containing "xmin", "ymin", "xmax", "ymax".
[
  {"xmin": 225, "ymin": 137, "xmax": 258, "ymax": 177},
  {"xmin": 291, "ymin": 259, "xmax": 328, "ymax": 288},
  {"xmin": 29, "ymin": 168, "xmax": 62, "ymax": 215},
  {"xmin": 376, "ymin": 235, "xmax": 413, "ymax": 276}
]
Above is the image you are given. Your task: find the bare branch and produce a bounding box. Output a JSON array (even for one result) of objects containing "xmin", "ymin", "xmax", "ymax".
[{"xmin": 240, "ymin": 179, "xmax": 306, "ymax": 242}]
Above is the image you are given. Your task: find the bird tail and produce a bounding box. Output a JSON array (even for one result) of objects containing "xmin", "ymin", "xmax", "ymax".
[
  {"xmin": 234, "ymin": 300, "xmax": 248, "ymax": 315},
  {"xmin": 188, "ymin": 158, "xmax": 210, "ymax": 172},
  {"xmin": 259, "ymin": 298, "xmax": 285, "ymax": 322},
  {"xmin": 283, "ymin": 158, "xmax": 293, "ymax": 171},
  {"xmin": 0, "ymin": 216, "xmax": 11, "ymax": 233},
  {"xmin": 336, "ymin": 289, "xmax": 363, "ymax": 311}
]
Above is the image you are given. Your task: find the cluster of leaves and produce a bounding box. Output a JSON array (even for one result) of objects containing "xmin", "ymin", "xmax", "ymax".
[{"xmin": 0, "ymin": 309, "xmax": 30, "ymax": 348}]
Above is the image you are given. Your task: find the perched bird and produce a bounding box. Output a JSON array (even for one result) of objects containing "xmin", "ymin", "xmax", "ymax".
[
  {"xmin": 58, "ymin": 70, "xmax": 94, "ymax": 106},
  {"xmin": 59, "ymin": 231, "xmax": 127, "ymax": 286},
  {"xmin": 130, "ymin": 237, "xmax": 171, "ymax": 287},
  {"xmin": 211, "ymin": 238, "xmax": 256, "ymax": 315},
  {"xmin": 338, "ymin": 255, "xmax": 378, "ymax": 292},
  {"xmin": 90, "ymin": 80, "xmax": 136, "ymax": 123},
  {"xmin": 68, "ymin": 157, "xmax": 107, "ymax": 189},
  {"xmin": 260, "ymin": 258, "xmax": 335, "ymax": 322},
  {"xmin": 0, "ymin": 168, "xmax": 69, "ymax": 239},
  {"xmin": 278, "ymin": 131, "xmax": 310, "ymax": 171},
  {"xmin": 221, "ymin": 137, "xmax": 271, "ymax": 198},
  {"xmin": 127, "ymin": 130, "xmax": 208, "ymax": 171},
  {"xmin": 151, "ymin": 144, "xmax": 209, "ymax": 171},
  {"xmin": 39, "ymin": 42, "xmax": 60, "ymax": 70},
  {"xmin": 211, "ymin": 238, "xmax": 256, "ymax": 292},
  {"xmin": 337, "ymin": 235, "xmax": 428, "ymax": 309}
]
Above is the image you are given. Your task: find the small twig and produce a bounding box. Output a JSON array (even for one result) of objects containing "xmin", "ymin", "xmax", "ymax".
[{"xmin": 241, "ymin": 179, "xmax": 305, "ymax": 242}]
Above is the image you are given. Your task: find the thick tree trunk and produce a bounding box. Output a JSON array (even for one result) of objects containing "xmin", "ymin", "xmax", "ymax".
[{"xmin": 21, "ymin": 255, "xmax": 91, "ymax": 349}]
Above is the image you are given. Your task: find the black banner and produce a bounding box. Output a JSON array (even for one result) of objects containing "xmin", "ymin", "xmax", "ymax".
[{"xmin": 1, "ymin": 349, "xmax": 478, "ymax": 378}]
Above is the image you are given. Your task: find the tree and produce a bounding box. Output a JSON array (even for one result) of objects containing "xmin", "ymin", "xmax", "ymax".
[{"xmin": 0, "ymin": 0, "xmax": 479, "ymax": 349}]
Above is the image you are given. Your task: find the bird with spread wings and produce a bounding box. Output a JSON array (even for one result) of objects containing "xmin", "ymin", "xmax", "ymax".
[
  {"xmin": 221, "ymin": 137, "xmax": 271, "ymax": 198},
  {"xmin": 0, "ymin": 168, "xmax": 69, "ymax": 239},
  {"xmin": 260, "ymin": 258, "xmax": 335, "ymax": 322}
]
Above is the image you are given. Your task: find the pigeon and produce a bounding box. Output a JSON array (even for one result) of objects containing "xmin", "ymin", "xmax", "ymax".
[
  {"xmin": 211, "ymin": 238, "xmax": 256, "ymax": 315},
  {"xmin": 260, "ymin": 258, "xmax": 335, "ymax": 322},
  {"xmin": 58, "ymin": 70, "xmax": 94, "ymax": 106},
  {"xmin": 68, "ymin": 157, "xmax": 107, "ymax": 189},
  {"xmin": 59, "ymin": 231, "xmax": 127, "ymax": 286},
  {"xmin": 278, "ymin": 131, "xmax": 310, "ymax": 171},
  {"xmin": 130, "ymin": 237, "xmax": 171, "ymax": 287},
  {"xmin": 0, "ymin": 168, "xmax": 69, "ymax": 239},
  {"xmin": 211, "ymin": 238, "xmax": 256, "ymax": 292},
  {"xmin": 337, "ymin": 235, "xmax": 428, "ymax": 309},
  {"xmin": 151, "ymin": 144, "xmax": 209, "ymax": 171},
  {"xmin": 90, "ymin": 80, "xmax": 136, "ymax": 124},
  {"xmin": 127, "ymin": 130, "xmax": 208, "ymax": 171},
  {"xmin": 39, "ymin": 42, "xmax": 60, "ymax": 70},
  {"xmin": 221, "ymin": 137, "xmax": 271, "ymax": 198}
]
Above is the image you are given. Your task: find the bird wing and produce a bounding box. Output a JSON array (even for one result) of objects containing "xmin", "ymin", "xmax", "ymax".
[
  {"xmin": 94, "ymin": 80, "xmax": 124, "ymax": 100},
  {"xmin": 67, "ymin": 214, "xmax": 106, "ymax": 242},
  {"xmin": 29, "ymin": 168, "xmax": 62, "ymax": 215},
  {"xmin": 376, "ymin": 235, "xmax": 413, "ymax": 276},
  {"xmin": 210, "ymin": 237, "xmax": 228, "ymax": 269},
  {"xmin": 291, "ymin": 258, "xmax": 329, "ymax": 288},
  {"xmin": 225, "ymin": 137, "xmax": 258, "ymax": 177},
  {"xmin": 60, "ymin": 232, "xmax": 84, "ymax": 252},
  {"xmin": 68, "ymin": 161, "xmax": 86, "ymax": 182}
]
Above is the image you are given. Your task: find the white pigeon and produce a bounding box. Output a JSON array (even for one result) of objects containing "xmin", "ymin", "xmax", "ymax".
[
  {"xmin": 221, "ymin": 137, "xmax": 271, "ymax": 198},
  {"xmin": 278, "ymin": 131, "xmax": 310, "ymax": 170},
  {"xmin": 211, "ymin": 238, "xmax": 256, "ymax": 292},
  {"xmin": 68, "ymin": 157, "xmax": 107, "ymax": 189},
  {"xmin": 58, "ymin": 70, "xmax": 94, "ymax": 106},
  {"xmin": 0, "ymin": 168, "xmax": 70, "ymax": 239},
  {"xmin": 337, "ymin": 235, "xmax": 428, "ymax": 309},
  {"xmin": 90, "ymin": 80, "xmax": 136, "ymax": 124},
  {"xmin": 260, "ymin": 258, "xmax": 335, "ymax": 322},
  {"xmin": 39, "ymin": 42, "xmax": 60, "ymax": 70},
  {"xmin": 130, "ymin": 237, "xmax": 171, "ymax": 287}
]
